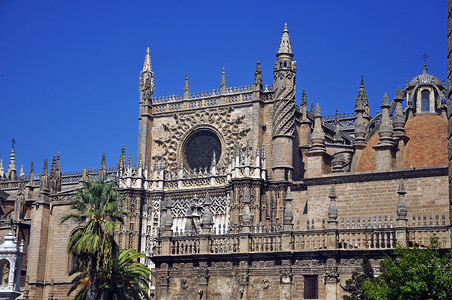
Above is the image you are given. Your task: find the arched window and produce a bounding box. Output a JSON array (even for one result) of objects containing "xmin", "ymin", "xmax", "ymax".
[{"xmin": 421, "ymin": 90, "xmax": 430, "ymax": 112}]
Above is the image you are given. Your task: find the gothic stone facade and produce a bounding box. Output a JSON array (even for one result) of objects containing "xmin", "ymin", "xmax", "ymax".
[{"xmin": 0, "ymin": 24, "xmax": 450, "ymax": 300}]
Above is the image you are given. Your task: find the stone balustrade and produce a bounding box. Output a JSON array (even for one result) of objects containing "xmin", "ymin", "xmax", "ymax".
[{"xmin": 153, "ymin": 225, "xmax": 451, "ymax": 256}]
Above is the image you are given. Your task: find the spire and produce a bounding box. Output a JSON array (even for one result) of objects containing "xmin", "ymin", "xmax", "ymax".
[
  {"xmin": 100, "ymin": 153, "xmax": 107, "ymax": 180},
  {"xmin": 311, "ymin": 103, "xmax": 325, "ymax": 152},
  {"xmin": 277, "ymin": 23, "xmax": 293, "ymax": 57},
  {"xmin": 253, "ymin": 61, "xmax": 263, "ymax": 91},
  {"xmin": 378, "ymin": 93, "xmax": 393, "ymax": 146},
  {"xmin": 139, "ymin": 47, "xmax": 155, "ymax": 97},
  {"xmin": 220, "ymin": 67, "xmax": 226, "ymax": 94},
  {"xmin": 143, "ymin": 47, "xmax": 152, "ymax": 72},
  {"xmin": 40, "ymin": 158, "xmax": 49, "ymax": 192},
  {"xmin": 42, "ymin": 158, "xmax": 48, "ymax": 175},
  {"xmin": 183, "ymin": 73, "xmax": 190, "ymax": 99},
  {"xmin": 355, "ymin": 76, "xmax": 369, "ymax": 112},
  {"xmin": 6, "ymin": 148, "xmax": 17, "ymax": 180},
  {"xmin": 301, "ymin": 89, "xmax": 307, "ymax": 106}
]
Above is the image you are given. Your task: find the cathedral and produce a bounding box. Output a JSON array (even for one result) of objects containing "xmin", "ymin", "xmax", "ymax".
[{"xmin": 0, "ymin": 22, "xmax": 450, "ymax": 300}]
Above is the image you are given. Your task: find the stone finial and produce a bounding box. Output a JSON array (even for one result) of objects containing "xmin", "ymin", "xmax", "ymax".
[
  {"xmin": 100, "ymin": 153, "xmax": 107, "ymax": 180},
  {"xmin": 382, "ymin": 93, "xmax": 389, "ymax": 106},
  {"xmin": 328, "ymin": 185, "xmax": 338, "ymax": 229},
  {"xmin": 301, "ymin": 89, "xmax": 307, "ymax": 106},
  {"xmin": 395, "ymin": 86, "xmax": 404, "ymax": 100},
  {"xmin": 6, "ymin": 148, "xmax": 17, "ymax": 180},
  {"xmin": 143, "ymin": 47, "xmax": 152, "ymax": 72},
  {"xmin": 201, "ymin": 193, "xmax": 214, "ymax": 233},
  {"xmin": 19, "ymin": 164, "xmax": 24, "ymax": 179},
  {"xmin": 283, "ymin": 187, "xmax": 294, "ymax": 230},
  {"xmin": 220, "ymin": 67, "xmax": 226, "ymax": 94},
  {"xmin": 139, "ymin": 47, "xmax": 155, "ymax": 96},
  {"xmin": 253, "ymin": 61, "xmax": 263, "ymax": 91},
  {"xmin": 42, "ymin": 158, "xmax": 48, "ymax": 175},
  {"xmin": 355, "ymin": 77, "xmax": 369, "ymax": 112},
  {"xmin": 277, "ymin": 23, "xmax": 293, "ymax": 56},
  {"xmin": 118, "ymin": 145, "xmax": 126, "ymax": 171},
  {"xmin": 311, "ymin": 103, "xmax": 326, "ymax": 152},
  {"xmin": 396, "ymin": 179, "xmax": 408, "ymax": 226},
  {"xmin": 183, "ymin": 73, "xmax": 190, "ymax": 99},
  {"xmin": 0, "ymin": 158, "xmax": 4, "ymax": 177},
  {"xmin": 314, "ymin": 103, "xmax": 321, "ymax": 116},
  {"xmin": 378, "ymin": 93, "xmax": 394, "ymax": 145}
]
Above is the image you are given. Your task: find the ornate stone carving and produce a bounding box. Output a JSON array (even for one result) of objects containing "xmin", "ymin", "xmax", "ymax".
[
  {"xmin": 181, "ymin": 279, "xmax": 188, "ymax": 290},
  {"xmin": 261, "ymin": 278, "xmax": 270, "ymax": 289},
  {"xmin": 280, "ymin": 272, "xmax": 292, "ymax": 284},
  {"xmin": 154, "ymin": 107, "xmax": 250, "ymax": 169}
]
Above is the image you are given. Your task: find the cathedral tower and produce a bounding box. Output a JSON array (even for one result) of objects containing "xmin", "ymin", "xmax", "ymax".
[{"xmin": 272, "ymin": 24, "xmax": 296, "ymax": 181}]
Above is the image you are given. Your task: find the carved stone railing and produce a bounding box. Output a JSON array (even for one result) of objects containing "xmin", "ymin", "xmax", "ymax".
[
  {"xmin": 293, "ymin": 231, "xmax": 327, "ymax": 251},
  {"xmin": 210, "ymin": 235, "xmax": 240, "ymax": 254},
  {"xmin": 153, "ymin": 225, "xmax": 451, "ymax": 256},
  {"xmin": 338, "ymin": 229, "xmax": 396, "ymax": 250},
  {"xmin": 151, "ymin": 87, "xmax": 255, "ymax": 114}
]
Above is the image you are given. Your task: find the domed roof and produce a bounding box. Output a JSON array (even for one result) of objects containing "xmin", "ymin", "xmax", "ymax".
[
  {"xmin": 408, "ymin": 66, "xmax": 442, "ymax": 88},
  {"xmin": 356, "ymin": 114, "xmax": 447, "ymax": 172}
]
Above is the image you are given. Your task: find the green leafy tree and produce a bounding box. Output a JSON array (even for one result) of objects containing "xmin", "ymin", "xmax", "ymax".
[
  {"xmin": 343, "ymin": 257, "xmax": 374, "ymax": 300},
  {"xmin": 363, "ymin": 236, "xmax": 452, "ymax": 300},
  {"xmin": 98, "ymin": 248, "xmax": 152, "ymax": 300},
  {"xmin": 62, "ymin": 180, "xmax": 129, "ymax": 300}
]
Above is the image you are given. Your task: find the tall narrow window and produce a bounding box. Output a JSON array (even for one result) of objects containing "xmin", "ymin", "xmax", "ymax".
[
  {"xmin": 421, "ymin": 90, "xmax": 430, "ymax": 112},
  {"xmin": 304, "ymin": 275, "xmax": 318, "ymax": 299}
]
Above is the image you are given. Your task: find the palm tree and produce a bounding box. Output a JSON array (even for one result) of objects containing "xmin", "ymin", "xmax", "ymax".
[
  {"xmin": 62, "ymin": 180, "xmax": 128, "ymax": 300},
  {"xmin": 98, "ymin": 248, "xmax": 152, "ymax": 300}
]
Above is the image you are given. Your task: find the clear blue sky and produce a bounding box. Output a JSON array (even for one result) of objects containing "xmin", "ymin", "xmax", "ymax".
[{"xmin": 0, "ymin": 0, "xmax": 446, "ymax": 174}]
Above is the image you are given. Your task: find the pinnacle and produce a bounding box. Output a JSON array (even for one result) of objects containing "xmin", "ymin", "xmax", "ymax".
[
  {"xmin": 142, "ymin": 47, "xmax": 152, "ymax": 72},
  {"xmin": 301, "ymin": 89, "xmax": 307, "ymax": 105},
  {"xmin": 382, "ymin": 93, "xmax": 389, "ymax": 106},
  {"xmin": 277, "ymin": 23, "xmax": 293, "ymax": 56},
  {"xmin": 395, "ymin": 86, "xmax": 404, "ymax": 100},
  {"xmin": 315, "ymin": 103, "xmax": 321, "ymax": 116}
]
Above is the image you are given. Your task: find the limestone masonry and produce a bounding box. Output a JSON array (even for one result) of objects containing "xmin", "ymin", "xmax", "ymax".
[{"xmin": 0, "ymin": 22, "xmax": 451, "ymax": 299}]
